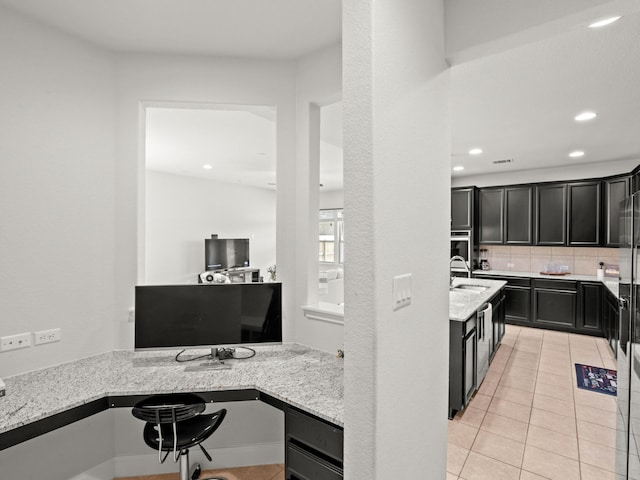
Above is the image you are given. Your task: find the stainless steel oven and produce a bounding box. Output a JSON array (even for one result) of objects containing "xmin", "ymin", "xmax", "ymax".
[{"xmin": 450, "ymin": 230, "xmax": 472, "ymax": 272}]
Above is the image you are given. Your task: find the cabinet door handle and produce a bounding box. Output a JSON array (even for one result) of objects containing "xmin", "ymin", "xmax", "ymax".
[{"xmin": 619, "ymin": 297, "xmax": 629, "ymax": 310}]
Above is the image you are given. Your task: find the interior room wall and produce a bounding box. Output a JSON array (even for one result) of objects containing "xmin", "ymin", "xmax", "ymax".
[
  {"xmin": 293, "ymin": 44, "xmax": 344, "ymax": 352},
  {"xmin": 0, "ymin": 5, "xmax": 117, "ymax": 379},
  {"xmin": 319, "ymin": 190, "xmax": 344, "ymax": 210},
  {"xmin": 144, "ymin": 170, "xmax": 276, "ymax": 284},
  {"xmin": 451, "ymin": 157, "xmax": 639, "ymax": 188},
  {"xmin": 114, "ymin": 53, "xmax": 297, "ymax": 351},
  {"xmin": 343, "ymin": 0, "xmax": 450, "ymax": 477}
]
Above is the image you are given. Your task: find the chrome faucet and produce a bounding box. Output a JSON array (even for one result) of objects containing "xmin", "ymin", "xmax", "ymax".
[{"xmin": 450, "ymin": 255, "xmax": 470, "ymax": 285}]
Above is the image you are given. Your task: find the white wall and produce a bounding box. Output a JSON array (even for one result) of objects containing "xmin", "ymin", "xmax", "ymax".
[
  {"xmin": 145, "ymin": 171, "xmax": 276, "ymax": 284},
  {"xmin": 451, "ymin": 157, "xmax": 639, "ymax": 188},
  {"xmin": 0, "ymin": 5, "xmax": 117, "ymax": 379},
  {"xmin": 293, "ymin": 44, "xmax": 344, "ymax": 352},
  {"xmin": 343, "ymin": 0, "xmax": 451, "ymax": 478},
  {"xmin": 320, "ymin": 190, "xmax": 344, "ymax": 209},
  {"xmin": 114, "ymin": 53, "xmax": 297, "ymax": 350}
]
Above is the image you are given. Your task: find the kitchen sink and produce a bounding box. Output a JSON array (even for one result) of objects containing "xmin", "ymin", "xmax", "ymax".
[{"xmin": 450, "ymin": 284, "xmax": 489, "ymax": 293}]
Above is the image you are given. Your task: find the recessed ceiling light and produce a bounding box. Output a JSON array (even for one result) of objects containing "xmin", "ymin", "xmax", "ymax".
[
  {"xmin": 589, "ymin": 16, "xmax": 621, "ymax": 28},
  {"xmin": 469, "ymin": 148, "xmax": 483, "ymax": 155},
  {"xmin": 574, "ymin": 111, "xmax": 597, "ymax": 122},
  {"xmin": 569, "ymin": 150, "xmax": 585, "ymax": 158},
  {"xmin": 203, "ymin": 164, "xmax": 213, "ymax": 169},
  {"xmin": 453, "ymin": 166, "xmax": 465, "ymax": 172}
]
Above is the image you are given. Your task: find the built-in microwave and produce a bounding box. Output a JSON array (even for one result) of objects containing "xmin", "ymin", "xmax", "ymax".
[{"xmin": 451, "ymin": 230, "xmax": 472, "ymax": 271}]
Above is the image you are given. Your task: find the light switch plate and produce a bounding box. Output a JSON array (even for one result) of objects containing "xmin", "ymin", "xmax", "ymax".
[{"xmin": 393, "ymin": 273, "xmax": 412, "ymax": 311}]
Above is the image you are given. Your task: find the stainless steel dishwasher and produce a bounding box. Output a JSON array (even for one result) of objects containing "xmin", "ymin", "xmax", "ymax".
[{"xmin": 476, "ymin": 302, "xmax": 493, "ymax": 387}]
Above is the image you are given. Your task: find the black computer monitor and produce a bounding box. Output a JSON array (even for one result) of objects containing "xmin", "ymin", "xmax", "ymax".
[
  {"xmin": 204, "ymin": 238, "xmax": 250, "ymax": 271},
  {"xmin": 134, "ymin": 283, "xmax": 282, "ymax": 356}
]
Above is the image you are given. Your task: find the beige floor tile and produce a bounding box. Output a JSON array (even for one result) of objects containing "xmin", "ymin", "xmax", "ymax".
[
  {"xmin": 468, "ymin": 393, "xmax": 492, "ymax": 411},
  {"xmin": 536, "ymin": 370, "xmax": 574, "ymax": 388},
  {"xmin": 499, "ymin": 374, "xmax": 537, "ymax": 393},
  {"xmin": 574, "ymin": 388, "xmax": 617, "ymax": 412},
  {"xmin": 576, "ymin": 403, "xmax": 618, "ymax": 429},
  {"xmin": 579, "ymin": 462, "xmax": 625, "ymax": 480},
  {"xmin": 471, "ymin": 429, "xmax": 525, "ymax": 468},
  {"xmin": 454, "ymin": 406, "xmax": 486, "ymax": 428},
  {"xmin": 579, "ymin": 437, "xmax": 618, "ymax": 472},
  {"xmin": 534, "ymin": 380, "xmax": 573, "ymax": 402},
  {"xmin": 460, "ymin": 451, "xmax": 521, "ymax": 480},
  {"xmin": 484, "ymin": 369, "xmax": 503, "ymax": 384},
  {"xmin": 446, "ymin": 472, "xmax": 458, "ymax": 480},
  {"xmin": 488, "ymin": 397, "xmax": 532, "ymax": 423},
  {"xmin": 576, "ymin": 419, "xmax": 619, "ymax": 449},
  {"xmin": 478, "ymin": 379, "xmax": 499, "ymax": 397},
  {"xmin": 522, "ymin": 445, "xmax": 580, "ymax": 480},
  {"xmin": 526, "ymin": 424, "xmax": 578, "ymax": 460},
  {"xmin": 519, "ymin": 470, "xmax": 551, "ymax": 480},
  {"xmin": 529, "ymin": 407, "xmax": 577, "ymax": 436},
  {"xmin": 493, "ymin": 384, "xmax": 534, "ymax": 406},
  {"xmin": 532, "ymin": 392, "xmax": 575, "ymax": 417},
  {"xmin": 448, "ymin": 420, "xmax": 479, "ymax": 449},
  {"xmin": 480, "ymin": 411, "xmax": 528, "ymax": 443},
  {"xmin": 447, "ymin": 443, "xmax": 470, "ymax": 476}
]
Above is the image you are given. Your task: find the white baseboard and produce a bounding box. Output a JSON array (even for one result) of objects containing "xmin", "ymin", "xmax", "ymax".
[
  {"xmin": 68, "ymin": 459, "xmax": 115, "ymax": 480},
  {"xmin": 114, "ymin": 442, "xmax": 284, "ymax": 477}
]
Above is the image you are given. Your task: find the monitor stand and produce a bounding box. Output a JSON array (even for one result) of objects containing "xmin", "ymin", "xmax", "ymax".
[{"xmin": 184, "ymin": 348, "xmax": 232, "ymax": 371}]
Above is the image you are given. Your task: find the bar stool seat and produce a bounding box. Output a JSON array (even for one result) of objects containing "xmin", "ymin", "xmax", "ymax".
[{"xmin": 132, "ymin": 393, "xmax": 227, "ymax": 480}]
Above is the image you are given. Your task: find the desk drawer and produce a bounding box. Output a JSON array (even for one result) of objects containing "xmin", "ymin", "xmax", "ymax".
[
  {"xmin": 285, "ymin": 409, "xmax": 343, "ymax": 463},
  {"xmin": 286, "ymin": 443, "xmax": 343, "ymax": 480}
]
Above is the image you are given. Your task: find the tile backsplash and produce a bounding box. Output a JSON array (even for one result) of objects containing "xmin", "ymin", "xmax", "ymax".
[{"xmin": 479, "ymin": 245, "xmax": 619, "ymax": 276}]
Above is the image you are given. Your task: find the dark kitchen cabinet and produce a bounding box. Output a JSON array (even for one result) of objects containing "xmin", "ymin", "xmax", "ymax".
[
  {"xmin": 479, "ymin": 188, "xmax": 504, "ymax": 244},
  {"xmin": 532, "ymin": 279, "xmax": 577, "ymax": 329},
  {"xmin": 451, "ymin": 187, "xmax": 476, "ymax": 231},
  {"xmin": 567, "ymin": 181, "xmax": 601, "ymax": 246},
  {"xmin": 449, "ymin": 315, "xmax": 477, "ymax": 418},
  {"xmin": 473, "ymin": 274, "xmax": 532, "ymax": 326},
  {"xmin": 491, "ymin": 291, "xmax": 506, "ymax": 354},
  {"xmin": 604, "ymin": 288, "xmax": 619, "ymax": 356},
  {"xmin": 505, "ymin": 186, "xmax": 533, "ymax": 244},
  {"xmin": 577, "ymin": 282, "xmax": 603, "ymax": 335},
  {"xmin": 535, "ymin": 184, "xmax": 567, "ymax": 245},
  {"xmin": 285, "ymin": 408, "xmax": 343, "ymax": 480},
  {"xmin": 604, "ymin": 175, "xmax": 630, "ymax": 247}
]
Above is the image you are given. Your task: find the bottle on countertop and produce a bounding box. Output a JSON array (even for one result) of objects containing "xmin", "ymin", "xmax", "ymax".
[{"xmin": 597, "ymin": 261, "xmax": 605, "ymax": 280}]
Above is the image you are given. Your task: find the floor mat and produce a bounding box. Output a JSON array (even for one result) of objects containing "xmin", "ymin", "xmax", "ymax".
[{"xmin": 575, "ymin": 363, "xmax": 617, "ymax": 396}]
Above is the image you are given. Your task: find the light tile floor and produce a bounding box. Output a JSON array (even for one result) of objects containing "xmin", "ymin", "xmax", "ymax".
[{"xmin": 447, "ymin": 324, "xmax": 619, "ymax": 480}]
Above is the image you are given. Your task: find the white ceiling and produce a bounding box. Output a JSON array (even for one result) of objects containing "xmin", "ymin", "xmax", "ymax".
[
  {"xmin": 3, "ymin": 1, "xmax": 639, "ymax": 186},
  {"xmin": 0, "ymin": 0, "xmax": 342, "ymax": 59}
]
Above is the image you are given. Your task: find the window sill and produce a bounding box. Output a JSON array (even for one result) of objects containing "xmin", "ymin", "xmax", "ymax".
[{"xmin": 302, "ymin": 302, "xmax": 344, "ymax": 325}]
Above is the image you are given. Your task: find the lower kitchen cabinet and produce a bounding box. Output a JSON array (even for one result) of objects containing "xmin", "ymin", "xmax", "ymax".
[
  {"xmin": 491, "ymin": 291, "xmax": 506, "ymax": 354},
  {"xmin": 285, "ymin": 408, "xmax": 344, "ymax": 480},
  {"xmin": 604, "ymin": 288, "xmax": 619, "ymax": 356},
  {"xmin": 473, "ymin": 274, "xmax": 610, "ymax": 337},
  {"xmin": 578, "ymin": 282, "xmax": 603, "ymax": 335},
  {"xmin": 449, "ymin": 315, "xmax": 477, "ymax": 419},
  {"xmin": 532, "ymin": 279, "xmax": 577, "ymax": 330}
]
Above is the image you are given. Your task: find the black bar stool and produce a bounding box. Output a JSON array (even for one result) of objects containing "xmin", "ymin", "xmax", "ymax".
[{"xmin": 131, "ymin": 393, "xmax": 227, "ymax": 480}]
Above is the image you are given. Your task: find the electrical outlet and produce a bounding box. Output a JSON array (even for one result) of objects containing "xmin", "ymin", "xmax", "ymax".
[
  {"xmin": 0, "ymin": 332, "xmax": 32, "ymax": 352},
  {"xmin": 507, "ymin": 263, "xmax": 515, "ymax": 268},
  {"xmin": 34, "ymin": 328, "xmax": 61, "ymax": 345}
]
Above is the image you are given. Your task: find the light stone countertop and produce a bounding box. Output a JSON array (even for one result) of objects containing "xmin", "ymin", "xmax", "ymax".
[
  {"xmin": 0, "ymin": 343, "xmax": 344, "ymax": 439},
  {"xmin": 472, "ymin": 269, "xmax": 620, "ymax": 298},
  {"xmin": 449, "ymin": 277, "xmax": 507, "ymax": 322}
]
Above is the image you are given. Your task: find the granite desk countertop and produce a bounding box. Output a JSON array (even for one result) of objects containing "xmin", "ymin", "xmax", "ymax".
[
  {"xmin": 472, "ymin": 269, "xmax": 620, "ymax": 298},
  {"xmin": 0, "ymin": 344, "xmax": 344, "ymax": 443},
  {"xmin": 449, "ymin": 277, "xmax": 507, "ymax": 322}
]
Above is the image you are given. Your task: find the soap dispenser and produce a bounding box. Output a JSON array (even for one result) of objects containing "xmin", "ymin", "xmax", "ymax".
[{"xmin": 597, "ymin": 261, "xmax": 605, "ymax": 280}]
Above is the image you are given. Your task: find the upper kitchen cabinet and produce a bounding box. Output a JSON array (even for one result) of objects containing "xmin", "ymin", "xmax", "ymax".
[
  {"xmin": 451, "ymin": 187, "xmax": 476, "ymax": 231},
  {"xmin": 604, "ymin": 175, "xmax": 630, "ymax": 247},
  {"xmin": 505, "ymin": 186, "xmax": 533, "ymax": 244},
  {"xmin": 534, "ymin": 184, "xmax": 567, "ymax": 245},
  {"xmin": 567, "ymin": 181, "xmax": 602, "ymax": 246},
  {"xmin": 478, "ymin": 188, "xmax": 504, "ymax": 244}
]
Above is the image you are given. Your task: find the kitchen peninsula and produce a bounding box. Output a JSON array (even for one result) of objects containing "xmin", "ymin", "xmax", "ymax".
[{"xmin": 449, "ymin": 277, "xmax": 507, "ymax": 418}]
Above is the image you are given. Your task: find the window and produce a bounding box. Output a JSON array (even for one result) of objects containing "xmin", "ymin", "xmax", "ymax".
[{"xmin": 319, "ymin": 209, "xmax": 344, "ymax": 264}]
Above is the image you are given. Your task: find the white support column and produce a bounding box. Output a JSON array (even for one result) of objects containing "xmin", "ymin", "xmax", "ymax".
[{"xmin": 343, "ymin": 0, "xmax": 451, "ymax": 477}]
